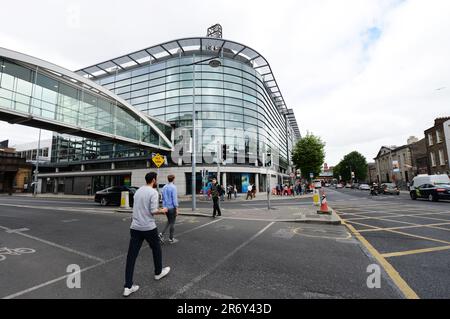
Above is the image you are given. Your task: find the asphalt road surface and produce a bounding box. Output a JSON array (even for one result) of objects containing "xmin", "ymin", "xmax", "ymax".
[
  {"xmin": 329, "ymin": 187, "xmax": 450, "ymax": 298},
  {"xmin": 0, "ymin": 193, "xmax": 403, "ymax": 299}
]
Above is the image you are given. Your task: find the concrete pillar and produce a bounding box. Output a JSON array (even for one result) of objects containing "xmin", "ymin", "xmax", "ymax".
[
  {"xmin": 81, "ymin": 164, "xmax": 85, "ymax": 171},
  {"xmin": 53, "ymin": 178, "xmax": 58, "ymax": 194},
  {"xmin": 222, "ymin": 172, "xmax": 227, "ymax": 188},
  {"xmin": 255, "ymin": 173, "xmax": 259, "ymax": 192},
  {"xmin": 111, "ymin": 162, "xmax": 115, "ymax": 170}
]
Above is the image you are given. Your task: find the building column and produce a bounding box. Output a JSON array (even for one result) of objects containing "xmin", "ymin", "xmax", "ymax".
[
  {"xmin": 222, "ymin": 172, "xmax": 227, "ymax": 188},
  {"xmin": 255, "ymin": 173, "xmax": 259, "ymax": 192}
]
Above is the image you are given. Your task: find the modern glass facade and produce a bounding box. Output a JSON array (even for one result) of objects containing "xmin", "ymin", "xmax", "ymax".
[
  {"xmin": 0, "ymin": 53, "xmax": 171, "ymax": 151},
  {"xmin": 88, "ymin": 52, "xmax": 297, "ymax": 172}
]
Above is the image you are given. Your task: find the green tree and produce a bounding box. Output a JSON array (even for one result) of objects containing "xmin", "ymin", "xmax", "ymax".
[
  {"xmin": 292, "ymin": 133, "xmax": 325, "ymax": 180},
  {"xmin": 335, "ymin": 151, "xmax": 368, "ymax": 182}
]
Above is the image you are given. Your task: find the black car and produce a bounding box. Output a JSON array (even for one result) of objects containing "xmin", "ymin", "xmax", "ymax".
[
  {"xmin": 95, "ymin": 186, "xmax": 138, "ymax": 206},
  {"xmin": 410, "ymin": 183, "xmax": 450, "ymax": 202},
  {"xmin": 379, "ymin": 183, "xmax": 400, "ymax": 195}
]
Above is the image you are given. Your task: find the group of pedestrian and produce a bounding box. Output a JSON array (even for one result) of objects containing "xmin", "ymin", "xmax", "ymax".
[
  {"xmin": 123, "ymin": 172, "xmax": 173, "ymax": 297},
  {"xmin": 226, "ymin": 184, "xmax": 238, "ymax": 200},
  {"xmin": 275, "ymin": 184, "xmax": 295, "ymax": 196},
  {"xmin": 123, "ymin": 172, "xmax": 233, "ymax": 297}
]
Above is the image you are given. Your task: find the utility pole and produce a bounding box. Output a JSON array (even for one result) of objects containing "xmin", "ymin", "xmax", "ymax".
[{"xmin": 33, "ymin": 129, "xmax": 42, "ymax": 197}]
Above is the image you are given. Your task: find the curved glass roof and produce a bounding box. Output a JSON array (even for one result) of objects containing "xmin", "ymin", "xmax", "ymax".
[
  {"xmin": 0, "ymin": 47, "xmax": 173, "ymax": 150},
  {"xmin": 75, "ymin": 37, "xmax": 301, "ymax": 139}
]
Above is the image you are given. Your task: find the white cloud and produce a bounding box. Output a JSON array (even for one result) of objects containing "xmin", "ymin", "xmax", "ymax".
[{"xmin": 1, "ymin": 0, "xmax": 449, "ymax": 164}]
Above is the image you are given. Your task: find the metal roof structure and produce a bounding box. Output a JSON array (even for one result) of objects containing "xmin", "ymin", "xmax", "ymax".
[
  {"xmin": 0, "ymin": 47, "xmax": 173, "ymax": 150},
  {"xmin": 75, "ymin": 37, "xmax": 301, "ymax": 139}
]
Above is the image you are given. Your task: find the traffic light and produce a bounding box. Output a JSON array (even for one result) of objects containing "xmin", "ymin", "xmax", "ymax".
[
  {"xmin": 268, "ymin": 152, "xmax": 272, "ymax": 167},
  {"xmin": 222, "ymin": 144, "xmax": 228, "ymax": 161}
]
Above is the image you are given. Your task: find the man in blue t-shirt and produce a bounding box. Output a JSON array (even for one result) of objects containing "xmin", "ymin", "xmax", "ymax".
[{"xmin": 159, "ymin": 174, "xmax": 179, "ymax": 244}]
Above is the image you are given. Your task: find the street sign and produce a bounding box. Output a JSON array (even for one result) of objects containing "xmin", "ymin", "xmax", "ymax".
[
  {"xmin": 309, "ymin": 173, "xmax": 314, "ymax": 179},
  {"xmin": 152, "ymin": 153, "xmax": 165, "ymax": 168}
]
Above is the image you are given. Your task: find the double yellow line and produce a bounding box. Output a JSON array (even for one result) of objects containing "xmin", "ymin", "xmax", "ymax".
[{"xmin": 336, "ymin": 211, "xmax": 420, "ymax": 299}]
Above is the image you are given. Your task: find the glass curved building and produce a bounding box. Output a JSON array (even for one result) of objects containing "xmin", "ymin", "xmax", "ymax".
[{"xmin": 2, "ymin": 32, "xmax": 300, "ymax": 195}]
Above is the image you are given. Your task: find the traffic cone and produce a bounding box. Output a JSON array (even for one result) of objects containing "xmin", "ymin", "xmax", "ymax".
[{"xmin": 317, "ymin": 193, "xmax": 332, "ymax": 214}]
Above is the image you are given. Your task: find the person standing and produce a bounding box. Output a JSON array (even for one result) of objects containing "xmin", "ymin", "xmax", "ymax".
[
  {"xmin": 233, "ymin": 184, "xmax": 237, "ymax": 199},
  {"xmin": 246, "ymin": 183, "xmax": 253, "ymax": 200},
  {"xmin": 211, "ymin": 178, "xmax": 222, "ymax": 218},
  {"xmin": 123, "ymin": 172, "xmax": 170, "ymax": 297},
  {"xmin": 220, "ymin": 184, "xmax": 225, "ymax": 201},
  {"xmin": 86, "ymin": 184, "xmax": 91, "ymax": 196},
  {"xmin": 159, "ymin": 174, "xmax": 179, "ymax": 244},
  {"xmin": 227, "ymin": 184, "xmax": 232, "ymax": 200},
  {"xmin": 252, "ymin": 184, "xmax": 256, "ymax": 199}
]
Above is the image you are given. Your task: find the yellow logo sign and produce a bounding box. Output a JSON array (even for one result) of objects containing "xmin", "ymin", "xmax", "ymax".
[{"xmin": 152, "ymin": 153, "xmax": 165, "ymax": 168}]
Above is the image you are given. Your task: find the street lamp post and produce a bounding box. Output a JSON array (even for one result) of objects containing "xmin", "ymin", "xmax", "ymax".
[
  {"xmin": 186, "ymin": 54, "xmax": 222, "ymax": 211},
  {"xmin": 33, "ymin": 129, "xmax": 42, "ymax": 197}
]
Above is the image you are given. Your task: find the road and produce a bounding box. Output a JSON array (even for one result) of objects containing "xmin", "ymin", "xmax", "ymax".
[
  {"xmin": 329, "ymin": 187, "xmax": 450, "ymax": 298},
  {"xmin": 0, "ymin": 193, "xmax": 402, "ymax": 299}
]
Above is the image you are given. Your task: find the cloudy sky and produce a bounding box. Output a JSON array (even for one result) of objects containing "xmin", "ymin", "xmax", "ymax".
[{"xmin": 1, "ymin": 0, "xmax": 449, "ymax": 165}]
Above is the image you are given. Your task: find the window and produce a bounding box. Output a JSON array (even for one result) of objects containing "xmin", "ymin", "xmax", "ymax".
[
  {"xmin": 428, "ymin": 133, "xmax": 434, "ymax": 146},
  {"xmin": 431, "ymin": 152, "xmax": 436, "ymax": 167},
  {"xmin": 439, "ymin": 149, "xmax": 445, "ymax": 166},
  {"xmin": 436, "ymin": 130, "xmax": 442, "ymax": 143}
]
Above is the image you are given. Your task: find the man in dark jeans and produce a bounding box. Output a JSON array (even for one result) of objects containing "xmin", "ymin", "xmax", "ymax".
[
  {"xmin": 123, "ymin": 172, "xmax": 171, "ymax": 297},
  {"xmin": 211, "ymin": 178, "xmax": 222, "ymax": 218},
  {"xmin": 159, "ymin": 174, "xmax": 179, "ymax": 244}
]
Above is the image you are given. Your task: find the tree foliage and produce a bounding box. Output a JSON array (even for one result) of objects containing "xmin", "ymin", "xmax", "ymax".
[
  {"xmin": 292, "ymin": 133, "xmax": 325, "ymax": 180},
  {"xmin": 334, "ymin": 151, "xmax": 368, "ymax": 182}
]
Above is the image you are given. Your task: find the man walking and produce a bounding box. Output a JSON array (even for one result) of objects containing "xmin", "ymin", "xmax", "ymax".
[
  {"xmin": 211, "ymin": 178, "xmax": 222, "ymax": 218},
  {"xmin": 123, "ymin": 172, "xmax": 170, "ymax": 297},
  {"xmin": 159, "ymin": 174, "xmax": 179, "ymax": 244},
  {"xmin": 246, "ymin": 183, "xmax": 253, "ymax": 200}
]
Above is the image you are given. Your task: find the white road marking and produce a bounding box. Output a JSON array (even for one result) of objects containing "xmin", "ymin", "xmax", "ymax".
[
  {"xmin": 6, "ymin": 228, "xmax": 29, "ymax": 233},
  {"xmin": 2, "ymin": 254, "xmax": 123, "ymax": 299},
  {"xmin": 170, "ymin": 222, "xmax": 275, "ymax": 299},
  {"xmin": 200, "ymin": 289, "xmax": 234, "ymax": 299},
  {"xmin": 0, "ymin": 225, "xmax": 104, "ymax": 263},
  {"xmin": 61, "ymin": 219, "xmax": 79, "ymax": 223},
  {"xmin": 2, "ymin": 217, "xmax": 224, "ymax": 299},
  {"xmin": 0, "ymin": 203, "xmax": 116, "ymax": 215}
]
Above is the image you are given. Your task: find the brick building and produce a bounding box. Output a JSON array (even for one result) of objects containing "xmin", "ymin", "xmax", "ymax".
[{"xmin": 424, "ymin": 117, "xmax": 450, "ymax": 175}]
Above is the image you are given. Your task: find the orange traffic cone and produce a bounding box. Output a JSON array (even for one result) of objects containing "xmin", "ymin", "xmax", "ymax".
[{"xmin": 317, "ymin": 193, "xmax": 332, "ymax": 214}]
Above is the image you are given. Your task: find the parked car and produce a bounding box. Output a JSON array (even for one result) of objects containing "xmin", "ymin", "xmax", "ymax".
[
  {"xmin": 359, "ymin": 184, "xmax": 371, "ymax": 191},
  {"xmin": 351, "ymin": 183, "xmax": 360, "ymax": 189},
  {"xmin": 410, "ymin": 174, "xmax": 450, "ymax": 201},
  {"xmin": 379, "ymin": 183, "xmax": 400, "ymax": 195},
  {"xmin": 345, "ymin": 183, "xmax": 352, "ymax": 188},
  {"xmin": 95, "ymin": 186, "xmax": 138, "ymax": 206},
  {"xmin": 335, "ymin": 184, "xmax": 343, "ymax": 189}
]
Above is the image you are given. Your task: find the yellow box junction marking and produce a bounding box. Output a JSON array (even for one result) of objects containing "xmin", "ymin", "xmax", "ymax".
[
  {"xmin": 335, "ymin": 210, "xmax": 419, "ymax": 299},
  {"xmin": 382, "ymin": 245, "xmax": 450, "ymax": 258}
]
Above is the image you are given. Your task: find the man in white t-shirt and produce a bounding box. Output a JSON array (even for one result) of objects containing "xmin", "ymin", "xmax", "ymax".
[
  {"xmin": 246, "ymin": 184, "xmax": 253, "ymax": 200},
  {"xmin": 123, "ymin": 172, "xmax": 171, "ymax": 297}
]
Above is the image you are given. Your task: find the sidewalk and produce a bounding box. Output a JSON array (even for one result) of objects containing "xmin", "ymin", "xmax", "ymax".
[
  {"xmin": 179, "ymin": 192, "xmax": 313, "ymax": 202},
  {"xmin": 116, "ymin": 201, "xmax": 341, "ymax": 225},
  {"xmin": 0, "ymin": 193, "xmax": 94, "ymax": 200},
  {"xmin": 2, "ymin": 192, "xmax": 312, "ymax": 202}
]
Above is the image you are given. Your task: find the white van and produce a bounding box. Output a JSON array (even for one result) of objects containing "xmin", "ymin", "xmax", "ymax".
[{"xmin": 410, "ymin": 174, "xmax": 450, "ymax": 191}]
